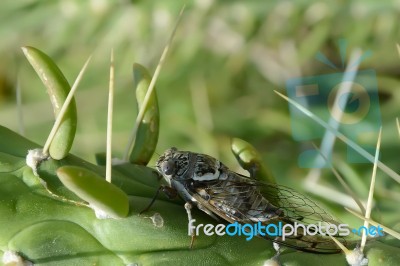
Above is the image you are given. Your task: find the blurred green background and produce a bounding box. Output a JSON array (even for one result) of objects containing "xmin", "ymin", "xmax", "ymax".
[{"xmin": 0, "ymin": 0, "xmax": 399, "ymax": 228}]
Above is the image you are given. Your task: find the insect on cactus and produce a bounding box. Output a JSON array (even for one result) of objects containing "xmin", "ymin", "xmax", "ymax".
[
  {"xmin": 1, "ymin": 15, "xmax": 400, "ymax": 266},
  {"xmin": 0, "ymin": 43, "xmax": 283, "ymax": 265}
]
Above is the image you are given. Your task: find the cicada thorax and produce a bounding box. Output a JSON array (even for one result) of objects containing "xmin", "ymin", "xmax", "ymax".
[{"xmin": 177, "ymin": 152, "xmax": 284, "ymax": 222}]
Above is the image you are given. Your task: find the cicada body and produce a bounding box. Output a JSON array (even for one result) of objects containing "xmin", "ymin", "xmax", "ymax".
[{"xmin": 155, "ymin": 147, "xmax": 352, "ymax": 253}]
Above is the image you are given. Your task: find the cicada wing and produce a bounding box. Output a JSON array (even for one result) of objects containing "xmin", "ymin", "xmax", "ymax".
[
  {"xmin": 257, "ymin": 181, "xmax": 340, "ymax": 224},
  {"xmin": 190, "ymin": 174, "xmax": 354, "ymax": 253}
]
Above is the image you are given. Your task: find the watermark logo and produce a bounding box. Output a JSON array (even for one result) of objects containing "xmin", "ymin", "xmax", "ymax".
[
  {"xmin": 351, "ymin": 225, "xmax": 384, "ymax": 237},
  {"xmin": 285, "ymin": 40, "xmax": 381, "ymax": 168},
  {"xmin": 189, "ymin": 220, "xmax": 384, "ymax": 241}
]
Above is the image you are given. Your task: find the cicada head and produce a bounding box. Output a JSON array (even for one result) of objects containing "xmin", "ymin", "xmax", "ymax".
[{"xmin": 156, "ymin": 147, "xmax": 190, "ymax": 183}]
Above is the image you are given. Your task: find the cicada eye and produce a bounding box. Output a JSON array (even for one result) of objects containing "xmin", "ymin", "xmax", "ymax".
[{"xmin": 161, "ymin": 160, "xmax": 175, "ymax": 175}]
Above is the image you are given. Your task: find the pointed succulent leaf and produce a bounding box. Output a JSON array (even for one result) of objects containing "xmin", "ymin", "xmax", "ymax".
[
  {"xmin": 56, "ymin": 166, "xmax": 129, "ymax": 218},
  {"xmin": 22, "ymin": 46, "xmax": 77, "ymax": 160},
  {"xmin": 231, "ymin": 137, "xmax": 275, "ymax": 183},
  {"xmin": 129, "ymin": 63, "xmax": 159, "ymax": 165}
]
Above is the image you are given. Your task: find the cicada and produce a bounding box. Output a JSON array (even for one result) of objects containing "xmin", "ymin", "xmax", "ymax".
[{"xmin": 153, "ymin": 147, "xmax": 351, "ymax": 254}]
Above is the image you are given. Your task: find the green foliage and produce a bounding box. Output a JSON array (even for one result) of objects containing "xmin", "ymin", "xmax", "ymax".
[
  {"xmin": 129, "ymin": 63, "xmax": 160, "ymax": 165},
  {"xmin": 57, "ymin": 165, "xmax": 130, "ymax": 218},
  {"xmin": 0, "ymin": 1, "xmax": 399, "ymax": 265},
  {"xmin": 22, "ymin": 46, "xmax": 77, "ymax": 160}
]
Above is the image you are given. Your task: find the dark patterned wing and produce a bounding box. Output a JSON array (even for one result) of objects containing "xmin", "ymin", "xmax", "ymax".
[{"xmin": 189, "ymin": 173, "xmax": 355, "ymax": 253}]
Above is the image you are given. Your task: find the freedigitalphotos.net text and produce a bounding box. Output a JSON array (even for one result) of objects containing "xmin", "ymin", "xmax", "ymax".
[{"xmin": 188, "ymin": 220, "xmax": 384, "ymax": 241}]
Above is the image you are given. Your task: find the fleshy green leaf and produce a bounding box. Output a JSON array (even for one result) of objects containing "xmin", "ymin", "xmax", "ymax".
[
  {"xmin": 56, "ymin": 166, "xmax": 129, "ymax": 218},
  {"xmin": 22, "ymin": 46, "xmax": 77, "ymax": 160},
  {"xmin": 231, "ymin": 137, "xmax": 275, "ymax": 184},
  {"xmin": 129, "ymin": 63, "xmax": 159, "ymax": 165}
]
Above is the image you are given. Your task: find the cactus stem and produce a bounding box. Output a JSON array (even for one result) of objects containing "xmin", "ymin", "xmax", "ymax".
[
  {"xmin": 42, "ymin": 55, "xmax": 92, "ymax": 156},
  {"xmin": 106, "ymin": 49, "xmax": 115, "ymax": 183},
  {"xmin": 274, "ymin": 90, "xmax": 400, "ymax": 183},
  {"xmin": 123, "ymin": 5, "xmax": 185, "ymax": 161},
  {"xmin": 361, "ymin": 127, "xmax": 381, "ymax": 252}
]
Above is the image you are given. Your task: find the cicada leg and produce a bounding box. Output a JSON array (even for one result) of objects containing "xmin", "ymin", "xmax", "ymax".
[
  {"xmin": 265, "ymin": 242, "xmax": 282, "ymax": 266},
  {"xmin": 184, "ymin": 202, "xmax": 196, "ymax": 248},
  {"xmin": 273, "ymin": 242, "xmax": 281, "ymax": 254},
  {"xmin": 140, "ymin": 185, "xmax": 178, "ymax": 214}
]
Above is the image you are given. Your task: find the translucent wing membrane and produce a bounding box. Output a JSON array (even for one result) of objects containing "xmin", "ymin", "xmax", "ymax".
[
  {"xmin": 258, "ymin": 181, "xmax": 339, "ymax": 224},
  {"xmin": 190, "ymin": 171, "xmax": 354, "ymax": 253}
]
